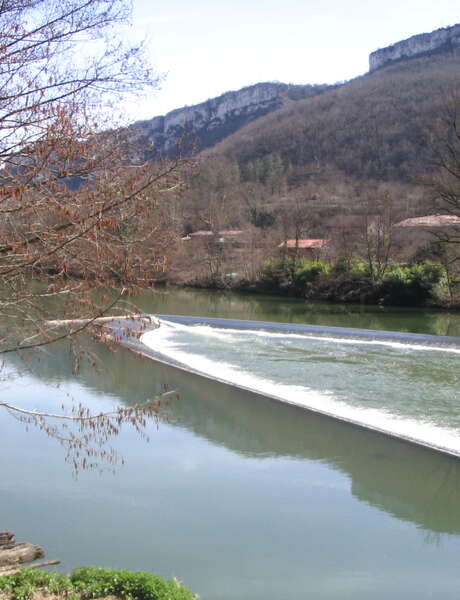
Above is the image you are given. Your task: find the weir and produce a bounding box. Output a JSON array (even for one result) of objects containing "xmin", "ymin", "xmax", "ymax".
[
  {"xmin": 154, "ymin": 314, "xmax": 460, "ymax": 346},
  {"xmin": 105, "ymin": 314, "xmax": 460, "ymax": 461}
]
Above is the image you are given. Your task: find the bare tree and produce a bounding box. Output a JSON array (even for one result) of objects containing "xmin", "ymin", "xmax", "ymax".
[
  {"xmin": 427, "ymin": 90, "xmax": 460, "ymax": 303},
  {"xmin": 362, "ymin": 190, "xmax": 396, "ymax": 284},
  {"xmin": 0, "ymin": 0, "xmax": 185, "ymax": 470},
  {"xmin": 277, "ymin": 188, "xmax": 312, "ymax": 281},
  {"xmin": 430, "ymin": 89, "xmax": 460, "ymax": 231}
]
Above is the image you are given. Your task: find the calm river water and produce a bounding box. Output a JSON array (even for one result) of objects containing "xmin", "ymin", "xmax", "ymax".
[{"xmin": 2, "ymin": 288, "xmax": 460, "ymax": 600}]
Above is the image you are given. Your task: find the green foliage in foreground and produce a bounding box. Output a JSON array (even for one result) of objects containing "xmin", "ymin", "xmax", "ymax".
[{"xmin": 0, "ymin": 567, "xmax": 197, "ymax": 600}]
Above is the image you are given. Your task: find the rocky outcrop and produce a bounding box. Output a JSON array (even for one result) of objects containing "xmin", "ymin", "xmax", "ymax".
[
  {"xmin": 128, "ymin": 82, "xmax": 331, "ymax": 158},
  {"xmin": 369, "ymin": 23, "xmax": 460, "ymax": 72}
]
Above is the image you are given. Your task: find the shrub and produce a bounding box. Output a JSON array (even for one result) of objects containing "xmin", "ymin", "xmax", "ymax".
[
  {"xmin": 378, "ymin": 262, "xmax": 443, "ymax": 306},
  {"xmin": 258, "ymin": 256, "xmax": 291, "ymax": 291},
  {"xmin": 295, "ymin": 259, "xmax": 331, "ymax": 284},
  {"xmin": 257, "ymin": 257, "xmax": 444, "ymax": 306},
  {"xmin": 0, "ymin": 570, "xmax": 73, "ymax": 600},
  {"xmin": 348, "ymin": 260, "xmax": 372, "ymax": 277},
  {"xmin": 0, "ymin": 567, "xmax": 196, "ymax": 600}
]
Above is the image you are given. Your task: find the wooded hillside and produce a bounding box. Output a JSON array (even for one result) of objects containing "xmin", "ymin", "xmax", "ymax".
[
  {"xmin": 169, "ymin": 48, "xmax": 460, "ymax": 302},
  {"xmin": 207, "ymin": 51, "xmax": 460, "ymax": 184}
]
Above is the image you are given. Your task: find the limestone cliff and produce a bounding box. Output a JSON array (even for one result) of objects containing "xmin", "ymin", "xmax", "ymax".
[
  {"xmin": 369, "ymin": 23, "xmax": 460, "ymax": 72},
  {"xmin": 128, "ymin": 82, "xmax": 331, "ymax": 158}
]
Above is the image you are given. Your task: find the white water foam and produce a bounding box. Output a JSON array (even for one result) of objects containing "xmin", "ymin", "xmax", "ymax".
[
  {"xmin": 141, "ymin": 320, "xmax": 460, "ymax": 455},
  {"xmin": 159, "ymin": 321, "xmax": 460, "ymax": 354}
]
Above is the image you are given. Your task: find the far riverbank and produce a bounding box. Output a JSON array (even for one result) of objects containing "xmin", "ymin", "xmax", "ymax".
[{"xmin": 180, "ymin": 257, "xmax": 459, "ymax": 309}]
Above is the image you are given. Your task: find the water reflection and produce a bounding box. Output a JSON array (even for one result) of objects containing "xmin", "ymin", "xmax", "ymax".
[
  {"xmin": 128, "ymin": 287, "xmax": 460, "ymax": 336},
  {"xmin": 9, "ymin": 336, "xmax": 460, "ymax": 538}
]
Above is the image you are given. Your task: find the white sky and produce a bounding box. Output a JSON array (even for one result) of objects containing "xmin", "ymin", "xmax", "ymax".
[{"xmin": 122, "ymin": 0, "xmax": 460, "ymax": 121}]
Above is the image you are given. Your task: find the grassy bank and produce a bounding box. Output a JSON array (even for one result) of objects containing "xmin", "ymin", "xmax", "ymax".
[{"xmin": 0, "ymin": 568, "xmax": 197, "ymax": 600}]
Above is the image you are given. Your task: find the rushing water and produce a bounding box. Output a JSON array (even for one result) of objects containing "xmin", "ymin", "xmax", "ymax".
[
  {"xmin": 2, "ymin": 289, "xmax": 460, "ymax": 600},
  {"xmin": 140, "ymin": 316, "xmax": 460, "ymax": 456}
]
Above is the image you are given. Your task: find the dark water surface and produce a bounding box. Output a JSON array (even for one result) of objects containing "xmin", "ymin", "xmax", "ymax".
[{"xmin": 2, "ymin": 289, "xmax": 460, "ymax": 599}]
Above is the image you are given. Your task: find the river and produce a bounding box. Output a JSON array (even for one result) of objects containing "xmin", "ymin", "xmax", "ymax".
[{"xmin": 2, "ymin": 288, "xmax": 460, "ymax": 599}]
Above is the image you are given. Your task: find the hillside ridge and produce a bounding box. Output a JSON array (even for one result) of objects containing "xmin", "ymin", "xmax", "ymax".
[
  {"xmin": 126, "ymin": 23, "xmax": 460, "ymax": 159},
  {"xmin": 127, "ymin": 81, "xmax": 333, "ymax": 158},
  {"xmin": 369, "ymin": 22, "xmax": 460, "ymax": 71}
]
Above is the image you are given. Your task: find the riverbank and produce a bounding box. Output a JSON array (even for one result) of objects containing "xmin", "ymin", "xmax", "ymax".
[{"xmin": 181, "ymin": 257, "xmax": 460, "ymax": 309}]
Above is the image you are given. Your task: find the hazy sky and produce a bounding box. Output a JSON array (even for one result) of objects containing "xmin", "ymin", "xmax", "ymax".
[{"xmin": 123, "ymin": 0, "xmax": 460, "ymax": 120}]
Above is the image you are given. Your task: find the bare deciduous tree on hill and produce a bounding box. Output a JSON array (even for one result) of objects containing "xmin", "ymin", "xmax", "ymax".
[
  {"xmin": 428, "ymin": 90, "xmax": 460, "ymax": 303},
  {"xmin": 431, "ymin": 94, "xmax": 460, "ymax": 228}
]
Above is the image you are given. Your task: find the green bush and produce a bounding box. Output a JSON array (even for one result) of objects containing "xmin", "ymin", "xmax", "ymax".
[
  {"xmin": 0, "ymin": 570, "xmax": 73, "ymax": 600},
  {"xmin": 257, "ymin": 256, "xmax": 444, "ymax": 306},
  {"xmin": 259, "ymin": 256, "xmax": 332, "ymax": 294},
  {"xmin": 0, "ymin": 567, "xmax": 196, "ymax": 600},
  {"xmin": 295, "ymin": 259, "xmax": 331, "ymax": 285},
  {"xmin": 258, "ymin": 256, "xmax": 292, "ymax": 291},
  {"xmin": 348, "ymin": 260, "xmax": 372, "ymax": 277},
  {"xmin": 378, "ymin": 262, "xmax": 443, "ymax": 306}
]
